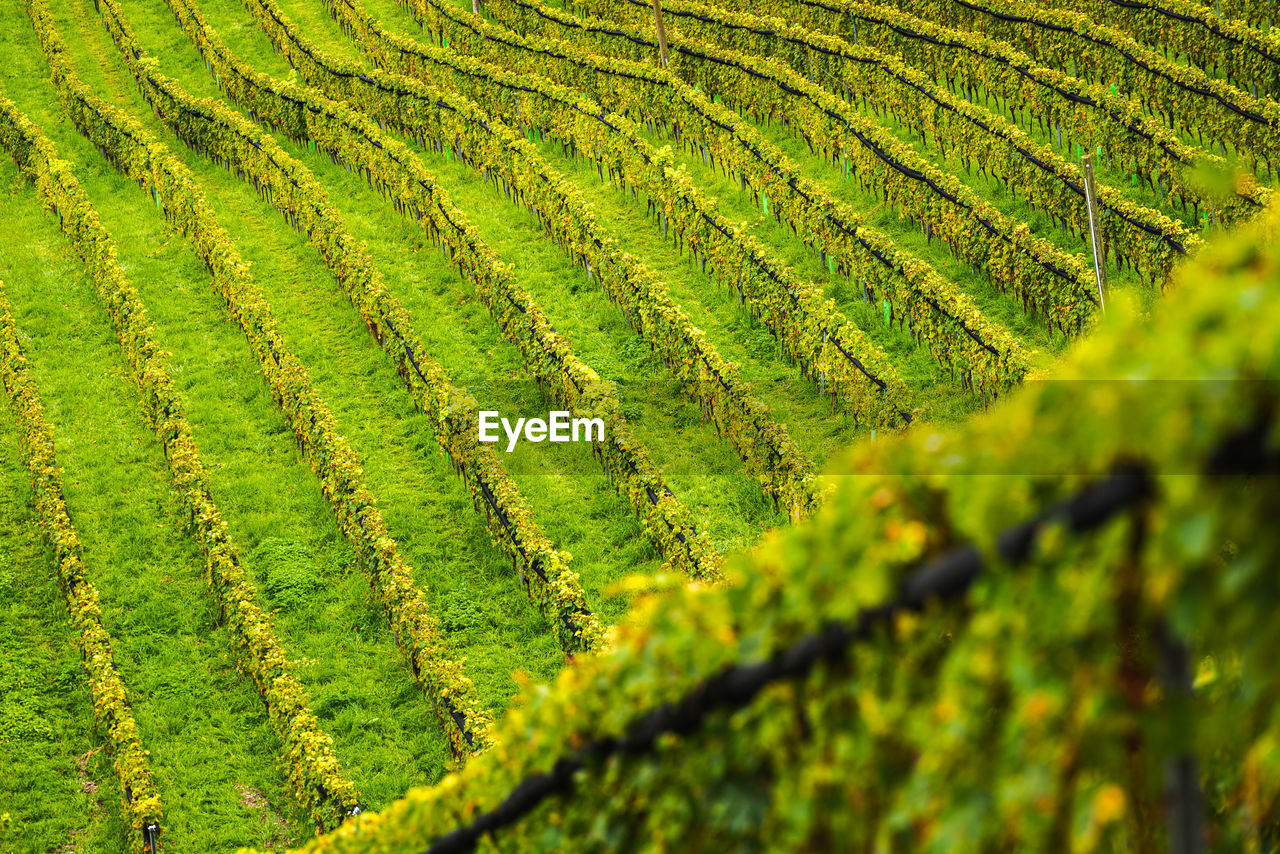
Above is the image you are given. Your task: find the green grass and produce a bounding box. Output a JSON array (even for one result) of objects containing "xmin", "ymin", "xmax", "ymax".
[
  {"xmin": 0, "ymin": 397, "xmax": 128, "ymax": 853},
  {"xmin": 0, "ymin": 148, "xmax": 295, "ymax": 848}
]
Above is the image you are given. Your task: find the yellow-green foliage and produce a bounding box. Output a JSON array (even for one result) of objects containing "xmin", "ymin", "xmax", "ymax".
[
  {"xmin": 1056, "ymin": 0, "xmax": 1279, "ymax": 92},
  {"xmin": 487, "ymin": 0, "xmax": 1120, "ymax": 320},
  {"xmin": 876, "ymin": 0, "xmax": 1280, "ymax": 171},
  {"xmin": 319, "ymin": 0, "xmax": 1027, "ymax": 399},
  {"xmin": 384, "ymin": 0, "xmax": 1024, "ymax": 396},
  {"xmin": 407, "ymin": 0, "xmax": 1097, "ymax": 340},
  {"xmin": 331, "ymin": 0, "xmax": 1028, "ymax": 408}
]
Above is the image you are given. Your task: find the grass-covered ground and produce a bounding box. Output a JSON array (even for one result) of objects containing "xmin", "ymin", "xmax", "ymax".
[
  {"xmin": 0, "ymin": 148, "xmax": 295, "ymax": 848},
  {"xmin": 0, "ymin": 391, "xmax": 126, "ymax": 852}
]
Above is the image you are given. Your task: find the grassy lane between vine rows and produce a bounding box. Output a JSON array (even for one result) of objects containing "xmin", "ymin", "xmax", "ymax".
[
  {"xmin": 0, "ymin": 384, "xmax": 126, "ymax": 853},
  {"xmin": 54, "ymin": 0, "xmax": 587, "ymax": 711},
  {"xmin": 115, "ymin": 0, "xmax": 790, "ymax": 552},
  {"xmin": 0, "ymin": 147, "xmax": 292, "ymax": 849}
]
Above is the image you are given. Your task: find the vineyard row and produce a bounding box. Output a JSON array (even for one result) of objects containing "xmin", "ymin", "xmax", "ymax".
[
  {"xmin": 891, "ymin": 0, "xmax": 1280, "ymax": 172},
  {"xmin": 1024, "ymin": 0, "xmax": 1280, "ymax": 101},
  {"xmin": 490, "ymin": 0, "xmax": 1132, "ymax": 315},
  {"xmin": 741, "ymin": 0, "xmax": 1271, "ymax": 229}
]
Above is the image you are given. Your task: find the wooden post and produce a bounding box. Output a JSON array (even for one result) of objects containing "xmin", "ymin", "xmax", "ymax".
[
  {"xmin": 472, "ymin": 0, "xmax": 479, "ymax": 12},
  {"xmin": 652, "ymin": 0, "xmax": 670, "ymax": 67},
  {"xmin": 1081, "ymin": 153, "xmax": 1107, "ymax": 314},
  {"xmin": 1159, "ymin": 625, "xmax": 1205, "ymax": 854}
]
